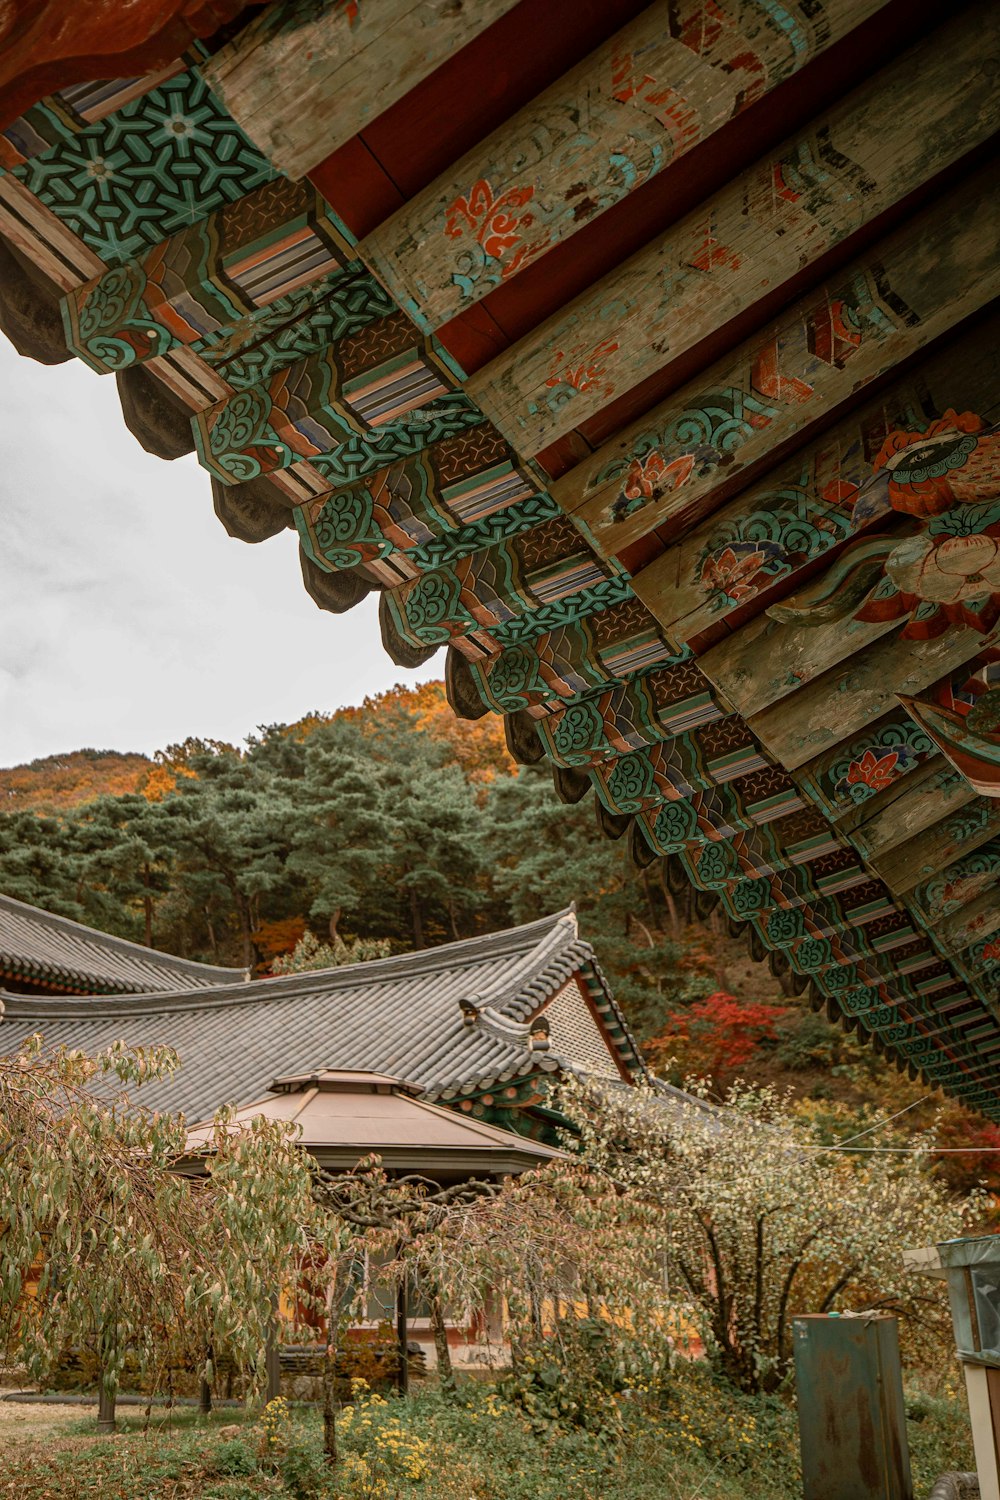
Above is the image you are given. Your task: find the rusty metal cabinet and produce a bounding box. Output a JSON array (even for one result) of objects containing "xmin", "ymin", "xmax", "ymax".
[{"xmin": 793, "ymin": 1314, "xmax": 913, "ymax": 1500}]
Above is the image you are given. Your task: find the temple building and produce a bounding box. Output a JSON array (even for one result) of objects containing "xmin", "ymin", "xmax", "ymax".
[
  {"xmin": 0, "ymin": 904, "xmax": 646, "ymax": 1136},
  {"xmin": 0, "ymin": 0, "xmax": 998, "ymax": 1117},
  {"xmin": 0, "ymin": 901, "xmax": 658, "ymax": 1372}
]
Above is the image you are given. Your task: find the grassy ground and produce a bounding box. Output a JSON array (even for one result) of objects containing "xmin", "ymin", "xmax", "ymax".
[{"xmin": 0, "ymin": 1370, "xmax": 975, "ymax": 1500}]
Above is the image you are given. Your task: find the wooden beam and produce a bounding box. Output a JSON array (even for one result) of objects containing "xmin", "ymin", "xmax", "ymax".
[
  {"xmin": 203, "ymin": 0, "xmax": 522, "ymax": 181},
  {"xmin": 871, "ymin": 799, "xmax": 1000, "ymax": 893},
  {"xmin": 0, "ymin": 172, "xmax": 104, "ymax": 289},
  {"xmin": 464, "ymin": 12, "xmax": 997, "ymax": 454},
  {"xmin": 735, "ymin": 626, "xmax": 997, "ymax": 769},
  {"xmin": 625, "ymin": 300, "xmax": 1000, "ymax": 637},
  {"xmin": 935, "ymin": 887, "xmax": 1000, "ymax": 957},
  {"xmin": 361, "ymin": 0, "xmax": 885, "ymax": 333},
  {"xmin": 848, "ymin": 761, "xmax": 976, "ymax": 862},
  {"xmin": 697, "ymin": 609, "xmax": 895, "ymax": 719}
]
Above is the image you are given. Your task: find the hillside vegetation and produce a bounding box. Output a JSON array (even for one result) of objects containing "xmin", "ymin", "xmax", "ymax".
[{"xmin": 0, "ymin": 748, "xmax": 152, "ymax": 811}]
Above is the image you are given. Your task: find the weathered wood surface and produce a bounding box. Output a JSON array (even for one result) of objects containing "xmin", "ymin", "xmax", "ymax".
[
  {"xmin": 935, "ymin": 887, "xmax": 1000, "ymax": 956},
  {"xmin": 696, "ymin": 608, "xmax": 898, "ymax": 719},
  {"xmin": 625, "ymin": 289, "xmax": 1000, "ymax": 635},
  {"xmin": 740, "ymin": 628, "xmax": 998, "ymax": 770},
  {"xmin": 848, "ymin": 761, "xmax": 976, "ymax": 862},
  {"xmin": 0, "ymin": 234, "xmax": 71, "ymax": 363},
  {"xmin": 0, "ymin": 174, "xmax": 104, "ymax": 289},
  {"xmin": 204, "ymin": 0, "xmax": 521, "ymax": 181},
  {"xmin": 578, "ymin": 167, "xmax": 1000, "ymax": 570},
  {"xmin": 870, "ymin": 799, "xmax": 1000, "ymax": 894},
  {"xmin": 362, "ymin": 0, "xmax": 884, "ymax": 333},
  {"xmin": 466, "ymin": 13, "xmax": 998, "ymax": 455}
]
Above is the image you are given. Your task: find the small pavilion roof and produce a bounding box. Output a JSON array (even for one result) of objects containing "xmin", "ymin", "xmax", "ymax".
[
  {"xmin": 0, "ymin": 891, "xmax": 247, "ymax": 996},
  {"xmin": 185, "ymin": 1068, "xmax": 559, "ymax": 1173}
]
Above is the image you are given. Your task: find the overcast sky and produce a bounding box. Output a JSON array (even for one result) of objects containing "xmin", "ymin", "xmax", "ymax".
[{"xmin": 0, "ymin": 336, "xmax": 440, "ymax": 768}]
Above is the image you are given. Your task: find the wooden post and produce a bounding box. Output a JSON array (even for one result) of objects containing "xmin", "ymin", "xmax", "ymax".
[
  {"xmin": 963, "ymin": 1364, "xmax": 1000, "ymax": 1500},
  {"xmin": 396, "ymin": 1274, "xmax": 409, "ymax": 1398}
]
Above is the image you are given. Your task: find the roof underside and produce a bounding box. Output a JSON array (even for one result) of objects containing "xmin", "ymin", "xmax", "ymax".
[
  {"xmin": 0, "ymin": 891, "xmax": 246, "ymax": 993},
  {"xmin": 0, "ymin": 0, "xmax": 998, "ymax": 1114},
  {"xmin": 185, "ymin": 1071, "xmax": 559, "ymax": 1169},
  {"xmin": 0, "ymin": 909, "xmax": 643, "ymax": 1120}
]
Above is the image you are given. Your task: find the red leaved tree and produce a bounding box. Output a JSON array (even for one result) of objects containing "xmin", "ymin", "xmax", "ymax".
[{"xmin": 644, "ymin": 992, "xmax": 786, "ymax": 1084}]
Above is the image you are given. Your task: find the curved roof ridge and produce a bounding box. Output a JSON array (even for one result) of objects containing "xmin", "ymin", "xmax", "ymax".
[
  {"xmin": 455, "ymin": 908, "xmax": 581, "ymax": 1016},
  {"xmin": 0, "ymin": 908, "xmax": 580, "ymax": 1020},
  {"xmin": 0, "ymin": 890, "xmax": 247, "ymax": 990}
]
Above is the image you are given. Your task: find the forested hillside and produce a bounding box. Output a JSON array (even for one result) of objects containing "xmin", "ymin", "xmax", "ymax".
[
  {"xmin": 2, "ymin": 681, "xmax": 997, "ymax": 1184},
  {"xmin": 0, "ymin": 748, "xmax": 152, "ymax": 810}
]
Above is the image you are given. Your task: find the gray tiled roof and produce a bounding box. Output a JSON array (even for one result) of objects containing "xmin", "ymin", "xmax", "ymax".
[
  {"xmin": 0, "ymin": 892, "xmax": 246, "ymax": 994},
  {"xmin": 0, "ymin": 909, "xmax": 642, "ymax": 1121}
]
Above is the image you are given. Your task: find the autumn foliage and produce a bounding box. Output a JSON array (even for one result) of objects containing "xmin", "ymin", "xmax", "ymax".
[
  {"xmin": 643, "ymin": 992, "xmax": 786, "ymax": 1083},
  {"xmin": 0, "ymin": 748, "xmax": 152, "ymax": 810}
]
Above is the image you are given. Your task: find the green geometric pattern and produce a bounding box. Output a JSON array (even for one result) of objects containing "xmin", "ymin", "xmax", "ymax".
[{"xmin": 13, "ymin": 68, "xmax": 276, "ymax": 265}]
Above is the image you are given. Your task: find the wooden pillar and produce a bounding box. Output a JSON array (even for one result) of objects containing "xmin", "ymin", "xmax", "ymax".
[{"xmin": 963, "ymin": 1364, "xmax": 1000, "ymax": 1500}]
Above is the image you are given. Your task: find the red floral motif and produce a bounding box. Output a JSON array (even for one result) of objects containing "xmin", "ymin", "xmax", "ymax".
[
  {"xmin": 545, "ymin": 336, "xmax": 621, "ymax": 396},
  {"xmin": 845, "ymin": 749, "xmax": 899, "ymax": 793},
  {"xmin": 700, "ymin": 545, "xmax": 767, "ymax": 603},
  {"xmin": 981, "ymin": 938, "xmax": 1000, "ymax": 963},
  {"xmin": 444, "ymin": 177, "xmax": 548, "ymax": 280},
  {"xmin": 873, "ymin": 410, "xmax": 985, "ymax": 517},
  {"xmin": 622, "ymin": 450, "xmax": 695, "ymax": 503},
  {"xmin": 940, "ymin": 875, "xmax": 980, "ymax": 910}
]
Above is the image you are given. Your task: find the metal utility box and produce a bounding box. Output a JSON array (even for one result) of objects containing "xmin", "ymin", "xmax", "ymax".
[
  {"xmin": 936, "ymin": 1236, "xmax": 1000, "ymax": 1366},
  {"xmin": 793, "ymin": 1314, "xmax": 913, "ymax": 1500}
]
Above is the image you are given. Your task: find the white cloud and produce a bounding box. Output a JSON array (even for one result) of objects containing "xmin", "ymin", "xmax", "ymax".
[{"xmin": 0, "ymin": 337, "xmax": 441, "ymax": 766}]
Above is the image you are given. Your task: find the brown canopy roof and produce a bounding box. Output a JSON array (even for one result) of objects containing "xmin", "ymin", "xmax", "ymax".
[{"xmin": 185, "ymin": 1068, "xmax": 560, "ymax": 1173}]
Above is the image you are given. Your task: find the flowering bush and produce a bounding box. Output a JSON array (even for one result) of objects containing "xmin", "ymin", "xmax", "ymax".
[
  {"xmin": 335, "ymin": 1380, "xmax": 432, "ymax": 1496},
  {"xmin": 559, "ymin": 1076, "xmax": 982, "ymax": 1393}
]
